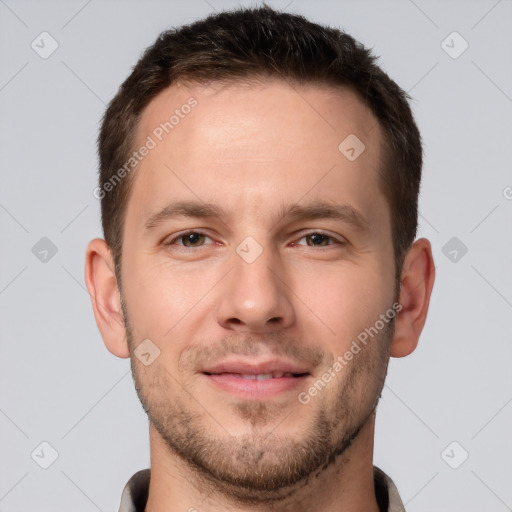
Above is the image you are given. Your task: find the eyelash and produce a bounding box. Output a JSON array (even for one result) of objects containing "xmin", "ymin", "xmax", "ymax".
[{"xmin": 164, "ymin": 230, "xmax": 346, "ymax": 249}]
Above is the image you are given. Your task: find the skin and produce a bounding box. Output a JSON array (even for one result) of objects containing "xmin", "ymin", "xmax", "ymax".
[{"xmin": 85, "ymin": 79, "xmax": 435, "ymax": 512}]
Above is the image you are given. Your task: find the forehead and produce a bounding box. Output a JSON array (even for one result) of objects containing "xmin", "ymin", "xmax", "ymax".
[
  {"xmin": 128, "ymin": 79, "xmax": 387, "ymax": 231},
  {"xmin": 137, "ymin": 79, "xmax": 381, "ymax": 162}
]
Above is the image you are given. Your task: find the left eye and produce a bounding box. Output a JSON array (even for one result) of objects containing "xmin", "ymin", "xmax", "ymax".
[{"xmin": 295, "ymin": 233, "xmax": 342, "ymax": 247}]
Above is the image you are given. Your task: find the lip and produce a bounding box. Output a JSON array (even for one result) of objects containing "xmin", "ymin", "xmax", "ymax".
[
  {"xmin": 201, "ymin": 358, "xmax": 311, "ymax": 400},
  {"xmin": 202, "ymin": 373, "xmax": 309, "ymax": 399},
  {"xmin": 202, "ymin": 358, "xmax": 311, "ymax": 376}
]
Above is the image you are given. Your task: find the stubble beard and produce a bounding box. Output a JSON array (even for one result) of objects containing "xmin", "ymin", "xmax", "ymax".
[{"xmin": 121, "ymin": 298, "xmax": 394, "ymax": 505}]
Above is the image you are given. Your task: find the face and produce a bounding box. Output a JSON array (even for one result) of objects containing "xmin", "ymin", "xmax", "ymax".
[{"xmin": 120, "ymin": 79, "xmax": 397, "ymax": 502}]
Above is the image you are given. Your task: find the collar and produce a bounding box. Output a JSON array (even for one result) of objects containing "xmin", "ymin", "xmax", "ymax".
[{"xmin": 118, "ymin": 466, "xmax": 406, "ymax": 512}]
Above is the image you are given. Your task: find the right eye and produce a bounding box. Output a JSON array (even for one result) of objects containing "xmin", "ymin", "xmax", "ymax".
[{"xmin": 165, "ymin": 231, "xmax": 214, "ymax": 248}]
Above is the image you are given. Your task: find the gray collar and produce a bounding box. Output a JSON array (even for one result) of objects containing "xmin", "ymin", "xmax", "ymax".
[{"xmin": 118, "ymin": 466, "xmax": 406, "ymax": 512}]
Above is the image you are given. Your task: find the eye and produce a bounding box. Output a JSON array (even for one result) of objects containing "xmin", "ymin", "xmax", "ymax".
[
  {"xmin": 294, "ymin": 232, "xmax": 345, "ymax": 247},
  {"xmin": 163, "ymin": 230, "xmax": 345, "ymax": 250},
  {"xmin": 165, "ymin": 231, "xmax": 213, "ymax": 248}
]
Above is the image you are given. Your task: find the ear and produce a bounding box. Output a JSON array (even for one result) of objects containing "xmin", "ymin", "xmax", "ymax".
[
  {"xmin": 390, "ymin": 237, "xmax": 435, "ymax": 358},
  {"xmin": 84, "ymin": 238, "xmax": 130, "ymax": 358}
]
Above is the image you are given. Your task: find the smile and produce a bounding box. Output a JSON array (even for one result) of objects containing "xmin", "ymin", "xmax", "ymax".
[{"xmin": 202, "ymin": 371, "xmax": 310, "ymax": 399}]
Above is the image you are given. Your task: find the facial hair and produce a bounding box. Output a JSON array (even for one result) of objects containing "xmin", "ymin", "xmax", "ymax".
[{"xmin": 121, "ymin": 297, "xmax": 395, "ymax": 506}]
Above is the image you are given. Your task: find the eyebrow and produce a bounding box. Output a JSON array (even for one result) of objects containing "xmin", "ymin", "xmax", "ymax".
[{"xmin": 143, "ymin": 199, "xmax": 370, "ymax": 233}]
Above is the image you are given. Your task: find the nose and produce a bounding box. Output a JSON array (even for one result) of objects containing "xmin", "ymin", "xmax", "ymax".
[{"xmin": 216, "ymin": 241, "xmax": 296, "ymax": 333}]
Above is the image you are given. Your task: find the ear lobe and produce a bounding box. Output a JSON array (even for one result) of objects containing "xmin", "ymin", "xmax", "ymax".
[
  {"xmin": 84, "ymin": 238, "xmax": 130, "ymax": 358},
  {"xmin": 390, "ymin": 237, "xmax": 435, "ymax": 358}
]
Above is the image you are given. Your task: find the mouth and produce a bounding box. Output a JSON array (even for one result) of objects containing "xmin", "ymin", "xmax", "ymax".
[
  {"xmin": 201, "ymin": 359, "xmax": 311, "ymax": 399},
  {"xmin": 203, "ymin": 371, "xmax": 308, "ymax": 380}
]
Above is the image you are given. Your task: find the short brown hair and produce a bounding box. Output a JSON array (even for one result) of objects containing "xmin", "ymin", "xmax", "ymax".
[{"xmin": 98, "ymin": 4, "xmax": 422, "ymax": 287}]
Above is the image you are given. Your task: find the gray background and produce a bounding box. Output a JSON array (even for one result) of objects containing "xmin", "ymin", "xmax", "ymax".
[{"xmin": 1, "ymin": 0, "xmax": 511, "ymax": 510}]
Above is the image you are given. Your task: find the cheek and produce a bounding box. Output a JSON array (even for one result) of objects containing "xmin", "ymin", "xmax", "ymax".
[
  {"xmin": 122, "ymin": 253, "xmax": 220, "ymax": 343},
  {"xmin": 293, "ymin": 262, "xmax": 391, "ymax": 350}
]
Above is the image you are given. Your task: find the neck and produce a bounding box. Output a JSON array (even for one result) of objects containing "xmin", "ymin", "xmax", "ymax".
[{"xmin": 144, "ymin": 412, "xmax": 380, "ymax": 512}]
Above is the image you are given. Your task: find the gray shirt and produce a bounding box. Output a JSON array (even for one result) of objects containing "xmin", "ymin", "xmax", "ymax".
[{"xmin": 118, "ymin": 466, "xmax": 406, "ymax": 511}]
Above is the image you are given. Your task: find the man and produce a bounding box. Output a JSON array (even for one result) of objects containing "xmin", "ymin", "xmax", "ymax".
[{"xmin": 85, "ymin": 4, "xmax": 435, "ymax": 511}]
